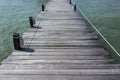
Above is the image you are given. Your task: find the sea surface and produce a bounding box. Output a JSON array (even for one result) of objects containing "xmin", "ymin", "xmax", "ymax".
[
  {"xmin": 0, "ymin": 0, "xmax": 47, "ymax": 60},
  {"xmin": 73, "ymin": 0, "xmax": 120, "ymax": 54}
]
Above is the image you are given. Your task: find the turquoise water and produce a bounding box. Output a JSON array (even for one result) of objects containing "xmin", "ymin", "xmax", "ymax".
[
  {"xmin": 0, "ymin": 0, "xmax": 47, "ymax": 61},
  {"xmin": 73, "ymin": 0, "xmax": 120, "ymax": 54}
]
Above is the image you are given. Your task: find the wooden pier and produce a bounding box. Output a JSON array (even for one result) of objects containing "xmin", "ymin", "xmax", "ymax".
[{"xmin": 0, "ymin": 0, "xmax": 120, "ymax": 80}]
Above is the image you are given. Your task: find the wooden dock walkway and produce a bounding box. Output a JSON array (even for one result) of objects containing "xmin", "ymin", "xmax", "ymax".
[{"xmin": 0, "ymin": 0, "xmax": 120, "ymax": 80}]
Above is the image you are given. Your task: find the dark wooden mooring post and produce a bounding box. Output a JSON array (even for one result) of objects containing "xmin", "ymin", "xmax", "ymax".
[
  {"xmin": 13, "ymin": 33, "xmax": 23, "ymax": 50},
  {"xmin": 74, "ymin": 4, "xmax": 76, "ymax": 11},
  {"xmin": 69, "ymin": 0, "xmax": 71, "ymax": 4},
  {"xmin": 42, "ymin": 4, "xmax": 45, "ymax": 11},
  {"xmin": 29, "ymin": 16, "xmax": 35, "ymax": 28}
]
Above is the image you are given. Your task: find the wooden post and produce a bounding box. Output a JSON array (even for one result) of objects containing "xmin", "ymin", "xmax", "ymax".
[
  {"xmin": 69, "ymin": 0, "xmax": 71, "ymax": 4},
  {"xmin": 29, "ymin": 16, "xmax": 34, "ymax": 28},
  {"xmin": 13, "ymin": 33, "xmax": 22, "ymax": 50},
  {"xmin": 42, "ymin": 4, "xmax": 45, "ymax": 11},
  {"xmin": 74, "ymin": 4, "xmax": 76, "ymax": 11}
]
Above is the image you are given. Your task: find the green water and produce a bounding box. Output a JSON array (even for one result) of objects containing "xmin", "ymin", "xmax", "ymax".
[
  {"xmin": 73, "ymin": 0, "xmax": 120, "ymax": 54},
  {"xmin": 0, "ymin": 0, "xmax": 47, "ymax": 61}
]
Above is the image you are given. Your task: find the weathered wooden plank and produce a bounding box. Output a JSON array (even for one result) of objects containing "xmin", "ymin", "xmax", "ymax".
[
  {"xmin": 11, "ymin": 52, "xmax": 108, "ymax": 56},
  {"xmin": 38, "ymin": 13, "xmax": 81, "ymax": 19},
  {"xmin": 13, "ymin": 47, "xmax": 107, "ymax": 51},
  {"xmin": 0, "ymin": 75, "xmax": 119, "ymax": 80},
  {"xmin": 25, "ymin": 40, "xmax": 101, "ymax": 44},
  {"xmin": 1, "ymin": 64, "xmax": 120, "ymax": 69},
  {"xmin": 5, "ymin": 55, "xmax": 110, "ymax": 60},
  {"xmin": 39, "ymin": 20, "xmax": 86, "ymax": 25},
  {"xmin": 11, "ymin": 48, "xmax": 108, "ymax": 56},
  {"xmin": 23, "ymin": 37, "xmax": 98, "ymax": 42},
  {"xmin": 2, "ymin": 59, "xmax": 114, "ymax": 65},
  {"xmin": 0, "ymin": 69, "xmax": 119, "ymax": 75}
]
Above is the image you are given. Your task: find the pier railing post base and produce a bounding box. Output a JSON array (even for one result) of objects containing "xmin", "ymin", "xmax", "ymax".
[
  {"xmin": 13, "ymin": 33, "xmax": 24, "ymax": 50},
  {"xmin": 69, "ymin": 0, "xmax": 71, "ymax": 4},
  {"xmin": 42, "ymin": 4, "xmax": 45, "ymax": 11},
  {"xmin": 74, "ymin": 4, "xmax": 76, "ymax": 11},
  {"xmin": 29, "ymin": 16, "xmax": 35, "ymax": 28}
]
